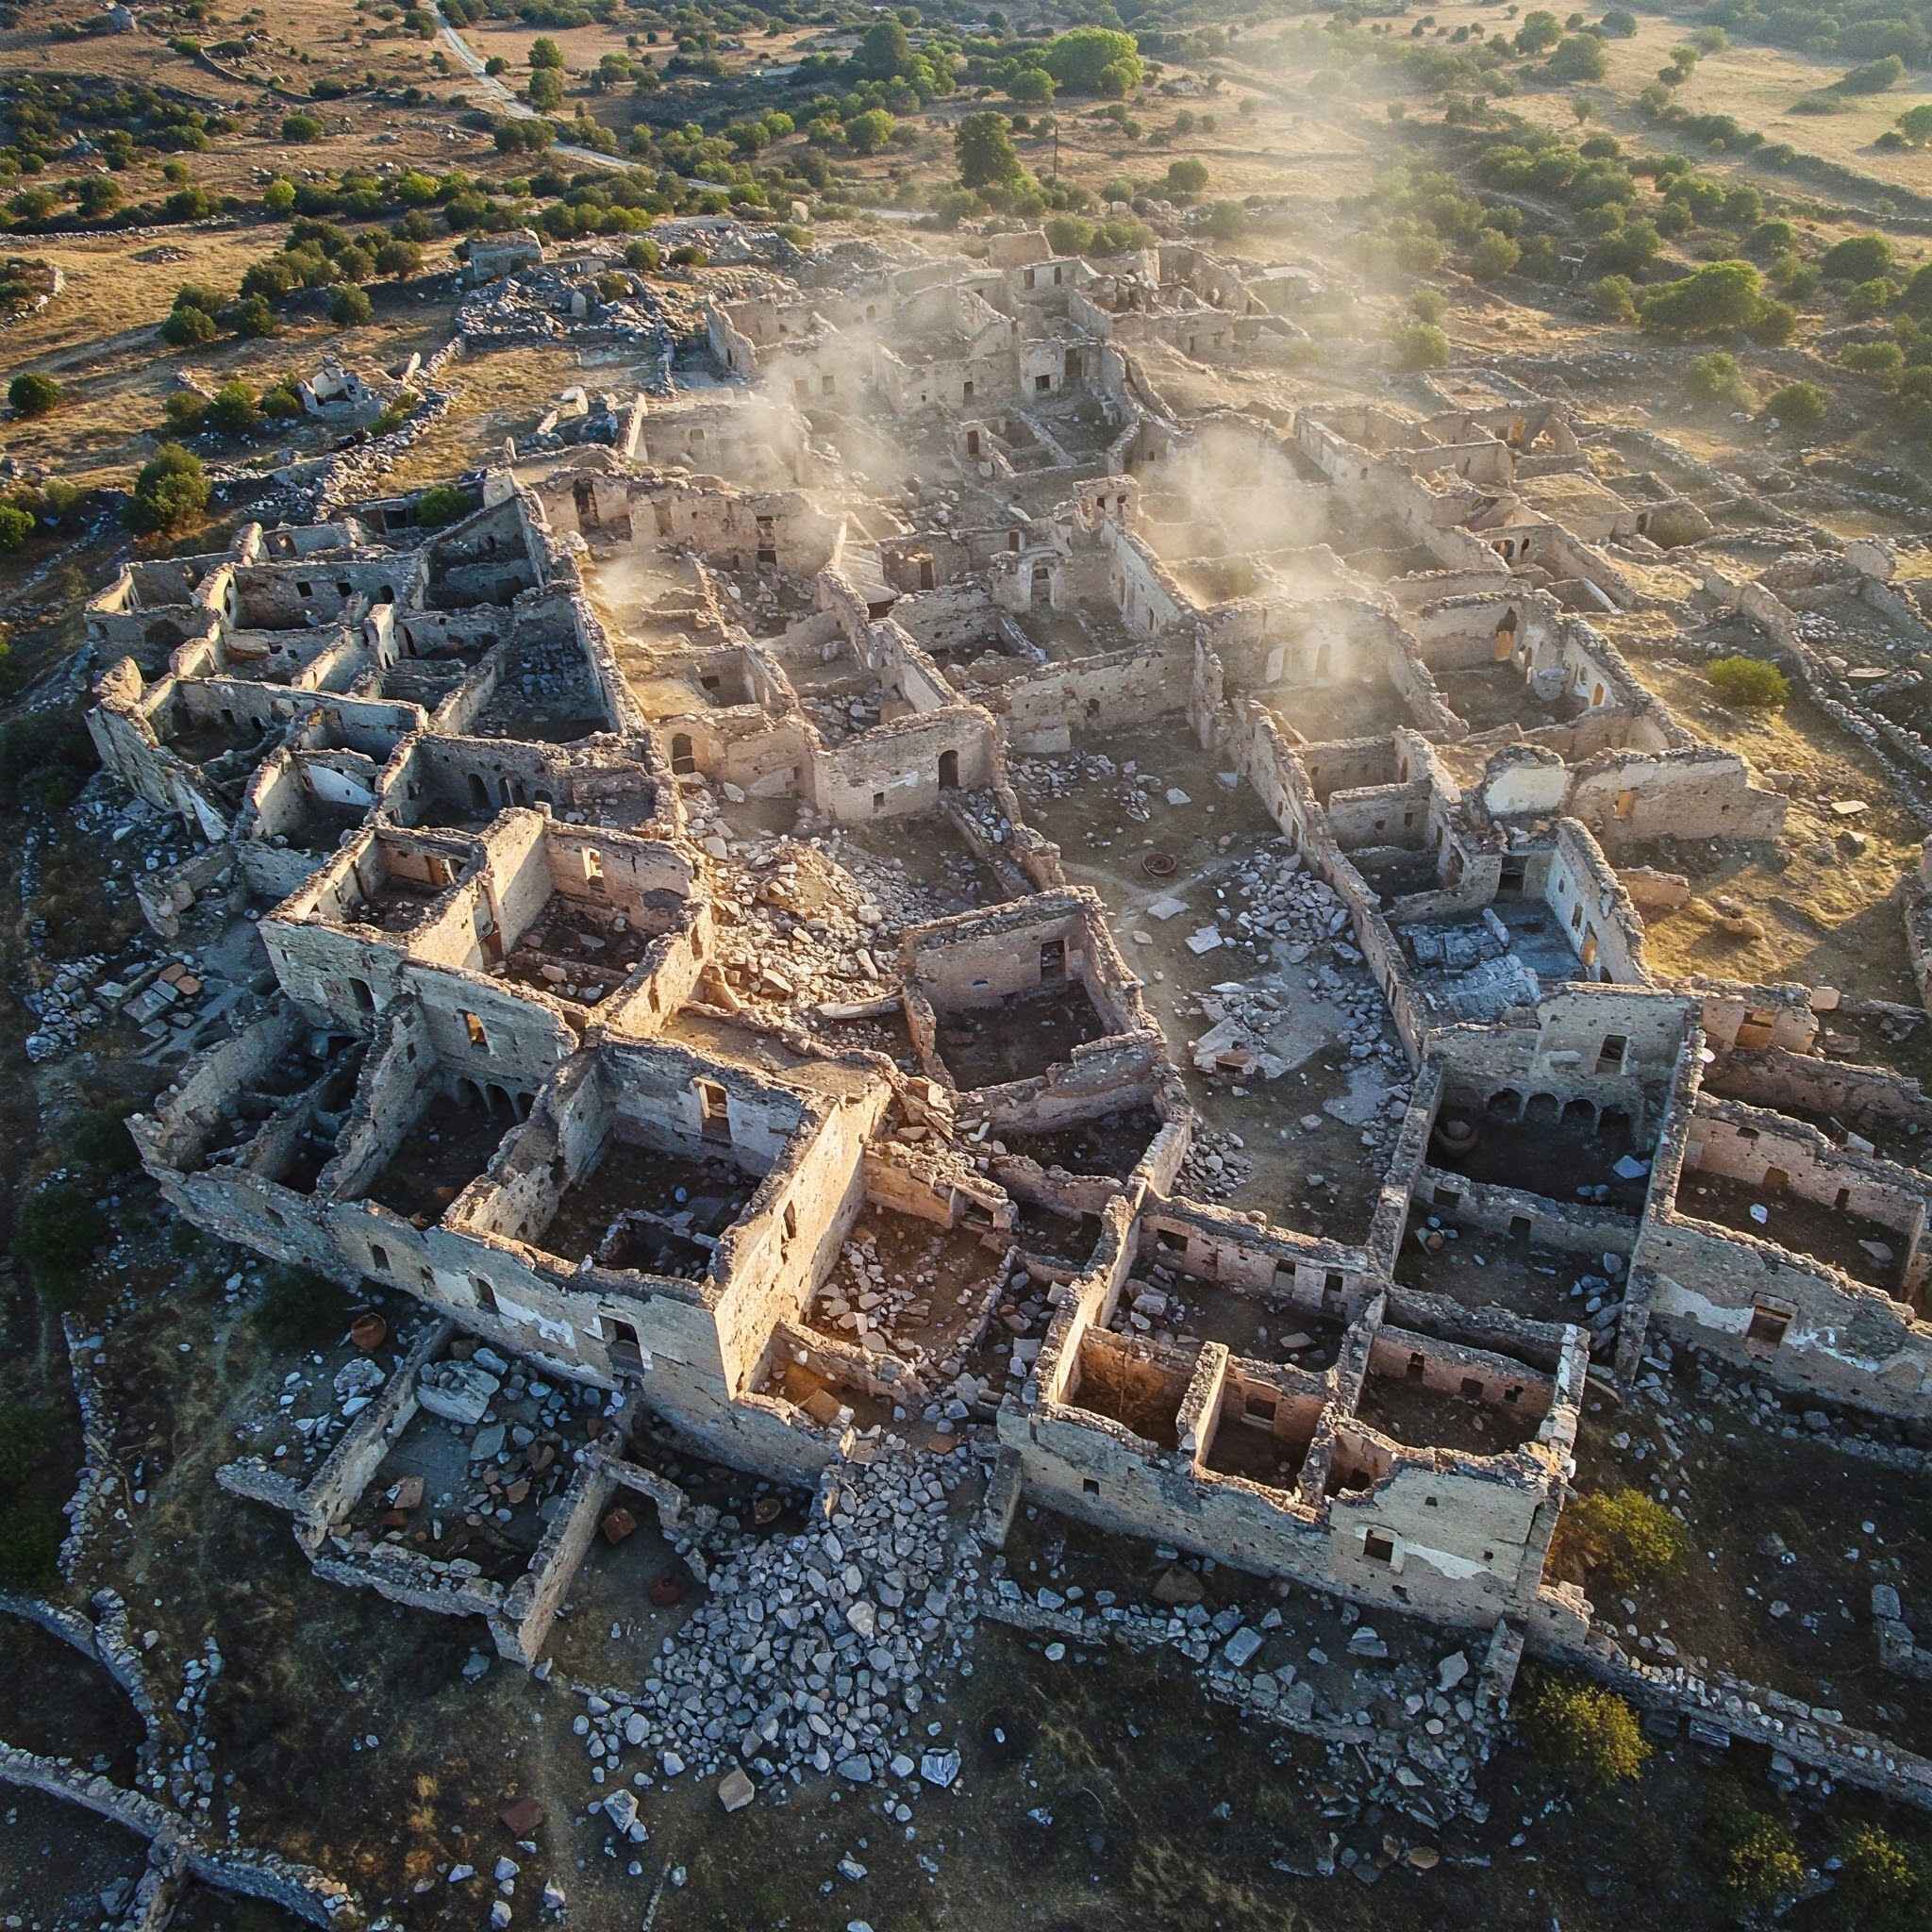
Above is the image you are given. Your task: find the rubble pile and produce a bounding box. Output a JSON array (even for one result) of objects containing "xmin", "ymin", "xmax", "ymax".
[{"xmin": 574, "ymin": 1443, "xmax": 984, "ymax": 1814}]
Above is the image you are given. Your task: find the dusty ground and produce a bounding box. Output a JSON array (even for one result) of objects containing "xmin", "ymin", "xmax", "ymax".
[{"xmin": 1613, "ymin": 652, "xmax": 1925, "ymax": 1004}]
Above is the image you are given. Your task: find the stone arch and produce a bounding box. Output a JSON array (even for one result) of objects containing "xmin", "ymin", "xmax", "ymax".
[
  {"xmin": 1561, "ymin": 1096, "xmax": 1596, "ymax": 1128},
  {"xmin": 1524, "ymin": 1091, "xmax": 1560, "ymax": 1125},
  {"xmin": 1487, "ymin": 1087, "xmax": 1523, "ymax": 1118}
]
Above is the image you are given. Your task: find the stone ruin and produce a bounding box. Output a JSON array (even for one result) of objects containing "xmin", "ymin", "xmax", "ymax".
[{"xmin": 63, "ymin": 224, "xmax": 1932, "ymax": 1830}]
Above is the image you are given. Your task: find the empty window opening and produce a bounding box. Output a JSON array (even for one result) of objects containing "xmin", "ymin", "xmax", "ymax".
[
  {"xmin": 1081, "ymin": 1476, "xmax": 1100, "ymax": 1496},
  {"xmin": 782, "ymin": 1201, "xmax": 798, "ymax": 1241},
  {"xmin": 1747, "ymin": 1303, "xmax": 1791, "ymax": 1348},
  {"xmin": 939, "ymin": 748, "xmax": 959, "ymax": 791},
  {"xmin": 1406, "ymin": 1352, "xmax": 1425, "ymax": 1382},
  {"xmin": 1460, "ymin": 1376, "xmax": 1485, "ymax": 1401},
  {"xmin": 462, "ymin": 1011, "xmax": 489, "ymax": 1052},
  {"xmin": 1039, "ymin": 938, "xmax": 1067, "ymax": 983},
  {"xmin": 608, "ymin": 1316, "xmax": 643, "ymax": 1370},
  {"xmin": 473, "ymin": 1275, "xmax": 498, "ymax": 1313},
  {"xmin": 670, "ymin": 732, "xmax": 695, "ymax": 775},
  {"xmin": 370, "ymin": 1243, "xmax": 391, "ymax": 1274},
  {"xmin": 1363, "ymin": 1531, "xmax": 1395, "ymax": 1566},
  {"xmin": 697, "ymin": 1079, "xmax": 731, "ymax": 1143},
  {"xmin": 1596, "ymin": 1032, "xmax": 1628, "ymax": 1074},
  {"xmin": 350, "ymin": 977, "xmax": 375, "ymax": 1015}
]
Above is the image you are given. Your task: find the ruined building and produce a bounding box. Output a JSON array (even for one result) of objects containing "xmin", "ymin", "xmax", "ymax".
[{"xmin": 84, "ymin": 227, "xmax": 1931, "ymax": 1674}]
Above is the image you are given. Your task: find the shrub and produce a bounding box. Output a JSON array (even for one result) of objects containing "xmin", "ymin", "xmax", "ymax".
[
  {"xmin": 1391, "ymin": 321, "xmax": 1450, "ymax": 369},
  {"xmin": 414, "ymin": 484, "xmax": 471, "ymax": 528},
  {"xmin": 1554, "ymin": 1486, "xmax": 1690, "ymax": 1585},
  {"xmin": 262, "ymin": 177, "xmax": 297, "ymax": 214},
  {"xmin": 1832, "ymin": 1825, "xmax": 1928, "ymax": 1932},
  {"xmin": 1549, "ymin": 32, "xmax": 1608, "ymax": 80},
  {"xmin": 1161, "ymin": 157, "xmax": 1208, "ymax": 200},
  {"xmin": 230, "ymin": 295, "xmax": 279, "ymax": 339},
  {"xmin": 1842, "ymin": 340, "xmax": 1906, "ymax": 380},
  {"xmin": 1472, "ymin": 227, "xmax": 1522, "ymax": 280},
  {"xmin": 253, "ymin": 1265, "xmax": 349, "ymax": 1354},
  {"xmin": 281, "ymin": 112, "xmax": 325, "ymax": 143},
  {"xmin": 1203, "ymin": 200, "xmax": 1244, "ymax": 242},
  {"xmin": 198, "ymin": 380, "xmax": 255, "ymax": 435},
  {"xmin": 1847, "ymin": 276, "xmax": 1899, "ymax": 320},
  {"xmin": 1766, "ymin": 378, "xmax": 1828, "ymax": 430},
  {"xmin": 65, "ymin": 1106, "xmax": 138, "ymax": 1173},
  {"xmin": 127, "ymin": 442, "xmax": 209, "ymax": 536},
  {"xmin": 330, "ymin": 285, "xmax": 373, "ymax": 326},
  {"xmin": 1641, "ymin": 259, "xmax": 1769, "ymax": 336},
  {"xmin": 624, "ymin": 237, "xmax": 661, "ymax": 273},
  {"xmin": 1708, "ymin": 1789, "xmax": 1805, "ymax": 1908},
  {"xmin": 15, "ymin": 1180, "xmax": 102, "ymax": 1304},
  {"xmin": 160, "ymin": 303, "xmax": 217, "ymax": 347},
  {"xmin": 1840, "ymin": 54, "xmax": 1906, "ymax": 93},
  {"xmin": 1822, "ymin": 232, "xmax": 1894, "ymax": 282},
  {"xmin": 0, "ymin": 504, "xmax": 32, "ymax": 553},
  {"xmin": 1521, "ymin": 1673, "xmax": 1650, "ymax": 1788},
  {"xmin": 1591, "ymin": 273, "xmax": 1638, "ymax": 322},
  {"xmin": 8, "ymin": 372, "xmax": 61, "ymax": 417},
  {"xmin": 0, "ymin": 1403, "xmax": 53, "ymax": 1490},
  {"xmin": 1708, "ymin": 654, "xmax": 1791, "ymax": 708},
  {"xmin": 0, "ymin": 1504, "xmax": 60, "ymax": 1589}
]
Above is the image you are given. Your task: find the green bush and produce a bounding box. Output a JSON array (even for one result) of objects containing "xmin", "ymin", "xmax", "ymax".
[
  {"xmin": 281, "ymin": 112, "xmax": 325, "ymax": 143},
  {"xmin": 1165, "ymin": 157, "xmax": 1208, "ymax": 197},
  {"xmin": 253, "ymin": 1265, "xmax": 348, "ymax": 1353},
  {"xmin": 330, "ymin": 285, "xmax": 373, "ymax": 326},
  {"xmin": 204, "ymin": 380, "xmax": 259, "ymax": 435},
  {"xmin": 1591, "ymin": 274, "xmax": 1638, "ymax": 322},
  {"xmin": 160, "ymin": 303, "xmax": 218, "ymax": 347},
  {"xmin": 0, "ymin": 504, "xmax": 32, "ymax": 553},
  {"xmin": 1708, "ymin": 1788, "xmax": 1805, "ymax": 1908},
  {"xmin": 1554, "ymin": 1486, "xmax": 1690, "ymax": 1586},
  {"xmin": 14, "ymin": 1180, "xmax": 102, "ymax": 1304},
  {"xmin": 0, "ymin": 1403, "xmax": 53, "ymax": 1490},
  {"xmin": 1766, "ymin": 378, "xmax": 1828, "ymax": 431},
  {"xmin": 1842, "ymin": 340, "xmax": 1906, "ymax": 381},
  {"xmin": 1847, "ymin": 276, "xmax": 1899, "ymax": 320},
  {"xmin": 1471, "ymin": 227, "xmax": 1522, "ymax": 280},
  {"xmin": 0, "ymin": 1504, "xmax": 60, "ymax": 1589},
  {"xmin": 1832, "ymin": 1824, "xmax": 1928, "ymax": 1932},
  {"xmin": 8, "ymin": 372, "xmax": 61, "ymax": 417},
  {"xmin": 1391, "ymin": 321, "xmax": 1450, "ymax": 369},
  {"xmin": 1839, "ymin": 54, "xmax": 1906, "ymax": 93},
  {"xmin": 414, "ymin": 483, "xmax": 471, "ymax": 528},
  {"xmin": 1641, "ymin": 259, "xmax": 1772, "ymax": 337},
  {"xmin": 1822, "ymin": 232, "xmax": 1894, "ymax": 282},
  {"xmin": 1521, "ymin": 1673, "xmax": 1650, "ymax": 1787},
  {"xmin": 127, "ymin": 442, "xmax": 209, "ymax": 536},
  {"xmin": 1708, "ymin": 654, "xmax": 1791, "ymax": 708},
  {"xmin": 64, "ymin": 1105, "xmax": 139, "ymax": 1174}
]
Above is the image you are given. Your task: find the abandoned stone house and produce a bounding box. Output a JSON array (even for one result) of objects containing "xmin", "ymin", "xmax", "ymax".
[{"xmin": 83, "ymin": 226, "xmax": 1932, "ymax": 1662}]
